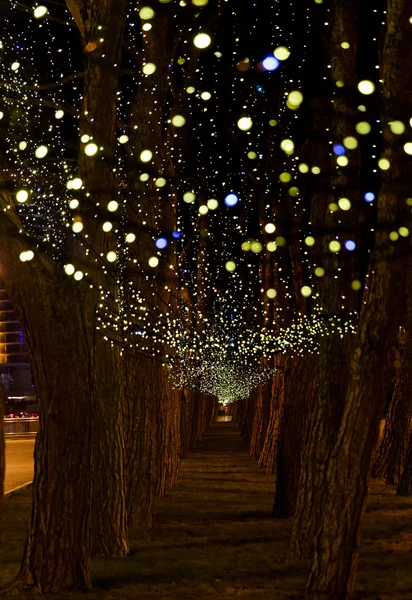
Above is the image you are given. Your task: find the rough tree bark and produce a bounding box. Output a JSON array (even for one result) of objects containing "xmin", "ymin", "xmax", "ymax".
[
  {"xmin": 372, "ymin": 329, "xmax": 410, "ymax": 484},
  {"xmin": 269, "ymin": 354, "xmax": 318, "ymax": 519}
]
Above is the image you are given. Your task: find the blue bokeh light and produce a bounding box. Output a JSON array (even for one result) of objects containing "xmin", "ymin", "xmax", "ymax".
[
  {"xmin": 155, "ymin": 237, "xmax": 168, "ymax": 249},
  {"xmin": 224, "ymin": 193, "xmax": 239, "ymax": 207},
  {"xmin": 345, "ymin": 240, "xmax": 356, "ymax": 251},
  {"xmin": 364, "ymin": 192, "xmax": 375, "ymax": 202},
  {"xmin": 172, "ymin": 231, "xmax": 181, "ymax": 239},
  {"xmin": 262, "ymin": 56, "xmax": 279, "ymax": 71},
  {"xmin": 333, "ymin": 144, "xmax": 346, "ymax": 156}
]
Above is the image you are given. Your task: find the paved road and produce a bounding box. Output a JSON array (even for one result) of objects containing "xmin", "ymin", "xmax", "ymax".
[{"xmin": 4, "ymin": 438, "xmax": 35, "ymax": 494}]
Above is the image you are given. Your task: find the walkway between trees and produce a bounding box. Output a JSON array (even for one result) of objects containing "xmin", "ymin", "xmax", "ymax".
[{"xmin": 3, "ymin": 422, "xmax": 412, "ymax": 599}]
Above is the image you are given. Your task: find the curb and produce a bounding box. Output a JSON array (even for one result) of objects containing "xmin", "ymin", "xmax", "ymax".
[{"xmin": 5, "ymin": 481, "xmax": 32, "ymax": 496}]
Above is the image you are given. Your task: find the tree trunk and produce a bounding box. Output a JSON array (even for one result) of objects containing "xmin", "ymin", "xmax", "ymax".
[
  {"xmin": 271, "ymin": 354, "xmax": 318, "ymax": 519},
  {"xmin": 249, "ymin": 377, "xmax": 272, "ymax": 461},
  {"xmin": 372, "ymin": 330, "xmax": 410, "ymax": 484},
  {"xmin": 8, "ymin": 280, "xmax": 96, "ymax": 593},
  {"xmin": 290, "ymin": 336, "xmax": 350, "ymax": 558},
  {"xmin": 91, "ymin": 340, "xmax": 128, "ymax": 556}
]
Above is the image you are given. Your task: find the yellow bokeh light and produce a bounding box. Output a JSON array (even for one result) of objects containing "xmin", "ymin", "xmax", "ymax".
[
  {"xmin": 16, "ymin": 190, "xmax": 29, "ymax": 203},
  {"xmin": 64, "ymin": 264, "xmax": 75, "ymax": 276},
  {"xmin": 266, "ymin": 288, "xmax": 277, "ymax": 299},
  {"xmin": 72, "ymin": 220, "xmax": 84, "ymax": 233},
  {"xmin": 279, "ymin": 172, "xmax": 292, "ymax": 183},
  {"xmin": 351, "ymin": 280, "xmax": 362, "ymax": 291},
  {"xmin": 200, "ymin": 91, "xmax": 212, "ymax": 101},
  {"xmin": 280, "ymin": 139, "xmax": 294, "ymax": 154},
  {"xmin": 338, "ymin": 197, "xmax": 351, "ymax": 211},
  {"xmin": 172, "ymin": 115, "xmax": 186, "ymax": 127},
  {"xmin": 69, "ymin": 199, "xmax": 79, "ymax": 209},
  {"xmin": 399, "ymin": 227, "xmax": 409, "ymax": 237},
  {"xmin": 329, "ymin": 202, "xmax": 338, "ymax": 212},
  {"xmin": 139, "ymin": 6, "xmax": 155, "ymax": 19},
  {"xmin": 343, "ymin": 136, "xmax": 358, "ymax": 149},
  {"xmin": 267, "ymin": 241, "xmax": 277, "ymax": 252},
  {"xmin": 356, "ymin": 121, "xmax": 371, "ymax": 135},
  {"xmin": 389, "ymin": 121, "xmax": 405, "ymax": 135},
  {"xmin": 378, "ymin": 158, "xmax": 390, "ymax": 170},
  {"xmin": 264, "ymin": 223, "xmax": 276, "ymax": 234},
  {"xmin": 329, "ymin": 240, "xmax": 341, "ymax": 253},
  {"xmin": 74, "ymin": 271, "xmax": 84, "ymax": 281},
  {"xmin": 85, "ymin": 142, "xmax": 98, "ymax": 156},
  {"xmin": 298, "ymin": 163, "xmax": 309, "ymax": 173},
  {"xmin": 102, "ymin": 222, "xmax": 113, "ymax": 232},
  {"xmin": 35, "ymin": 145, "xmax": 48, "ymax": 158},
  {"xmin": 148, "ymin": 256, "xmax": 159, "ymax": 268},
  {"xmin": 251, "ymin": 241, "xmax": 263, "ymax": 253},
  {"xmin": 311, "ymin": 166, "xmax": 321, "ymax": 174},
  {"xmin": 119, "ymin": 135, "xmax": 129, "ymax": 144},
  {"xmin": 186, "ymin": 86, "xmax": 196, "ymax": 94},
  {"xmin": 192, "ymin": 0, "xmax": 209, "ymax": 5},
  {"xmin": 404, "ymin": 143, "xmax": 412, "ymax": 155},
  {"xmin": 126, "ymin": 233, "xmax": 136, "ymax": 243},
  {"xmin": 336, "ymin": 155, "xmax": 349, "ymax": 166},
  {"xmin": 34, "ymin": 5, "xmax": 48, "ymax": 18},
  {"xmin": 247, "ymin": 151, "xmax": 257, "ymax": 159},
  {"xmin": 207, "ymin": 198, "xmax": 218, "ymax": 210},
  {"xmin": 288, "ymin": 187, "xmax": 299, "ymax": 197},
  {"xmin": 106, "ymin": 251, "xmax": 117, "ymax": 262},
  {"xmin": 142, "ymin": 62, "xmax": 156, "ymax": 75},
  {"xmin": 140, "ymin": 173, "xmax": 149, "ymax": 182},
  {"xmin": 183, "ymin": 191, "xmax": 196, "ymax": 203},
  {"xmin": 19, "ymin": 141, "xmax": 27, "ymax": 150},
  {"xmin": 301, "ymin": 286, "xmax": 312, "ymax": 297},
  {"xmin": 273, "ymin": 46, "xmax": 290, "ymax": 60},
  {"xmin": 199, "ymin": 205, "xmax": 209, "ymax": 215},
  {"xmin": 155, "ymin": 177, "xmax": 167, "ymax": 188},
  {"xmin": 287, "ymin": 90, "xmax": 303, "ymax": 107},
  {"xmin": 389, "ymin": 231, "xmax": 399, "ymax": 241},
  {"xmin": 55, "ymin": 110, "xmax": 64, "ymax": 119},
  {"xmin": 341, "ymin": 41, "xmax": 350, "ymax": 49},
  {"xmin": 358, "ymin": 80, "xmax": 375, "ymax": 95},
  {"xmin": 140, "ymin": 149, "xmax": 153, "ymax": 162},
  {"xmin": 107, "ymin": 200, "xmax": 119, "ymax": 212},
  {"xmin": 269, "ymin": 119, "xmax": 277, "ymax": 127},
  {"xmin": 314, "ymin": 267, "xmax": 325, "ymax": 277},
  {"xmin": 305, "ymin": 236, "xmax": 315, "ymax": 246},
  {"xmin": 193, "ymin": 33, "xmax": 212, "ymax": 49},
  {"xmin": 225, "ymin": 261, "xmax": 236, "ymax": 272},
  {"xmin": 80, "ymin": 134, "xmax": 90, "ymax": 143},
  {"xmin": 237, "ymin": 116, "xmax": 253, "ymax": 131},
  {"xmin": 241, "ymin": 240, "xmax": 251, "ymax": 251}
]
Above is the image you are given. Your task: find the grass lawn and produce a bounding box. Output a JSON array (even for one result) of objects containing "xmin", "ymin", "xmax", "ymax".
[{"xmin": 2, "ymin": 423, "xmax": 412, "ymax": 599}]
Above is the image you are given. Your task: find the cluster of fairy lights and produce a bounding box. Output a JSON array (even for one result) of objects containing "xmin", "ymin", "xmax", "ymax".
[{"xmin": 1, "ymin": 1, "xmax": 411, "ymax": 402}]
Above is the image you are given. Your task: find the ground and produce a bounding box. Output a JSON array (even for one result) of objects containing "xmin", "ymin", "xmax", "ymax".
[
  {"xmin": 4, "ymin": 438, "xmax": 35, "ymax": 493},
  {"xmin": 1, "ymin": 423, "xmax": 412, "ymax": 599}
]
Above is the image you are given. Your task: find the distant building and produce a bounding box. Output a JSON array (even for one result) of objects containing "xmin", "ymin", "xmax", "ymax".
[{"xmin": 0, "ymin": 286, "xmax": 35, "ymax": 404}]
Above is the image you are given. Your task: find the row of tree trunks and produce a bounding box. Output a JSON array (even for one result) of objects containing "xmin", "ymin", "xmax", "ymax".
[{"xmin": 304, "ymin": 0, "xmax": 412, "ymax": 595}]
